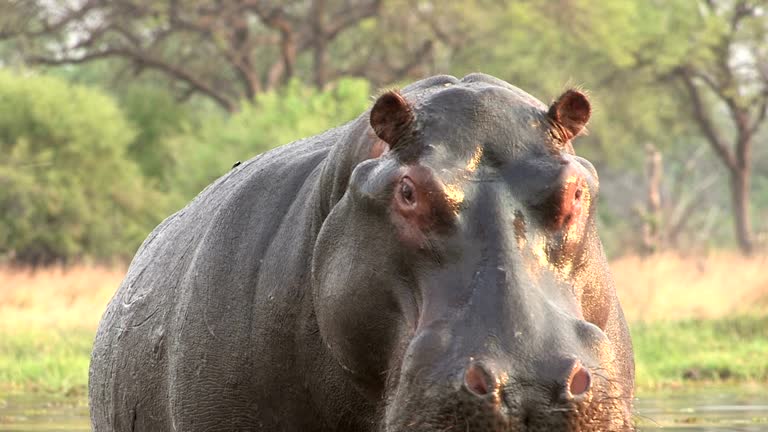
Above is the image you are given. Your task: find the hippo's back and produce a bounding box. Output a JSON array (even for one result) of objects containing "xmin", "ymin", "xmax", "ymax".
[{"xmin": 89, "ymin": 127, "xmax": 342, "ymax": 432}]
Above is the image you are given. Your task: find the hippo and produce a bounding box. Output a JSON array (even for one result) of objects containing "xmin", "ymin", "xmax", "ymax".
[{"xmin": 89, "ymin": 73, "xmax": 635, "ymax": 431}]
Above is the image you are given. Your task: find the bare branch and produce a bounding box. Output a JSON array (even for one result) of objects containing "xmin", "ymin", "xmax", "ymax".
[
  {"xmin": 666, "ymin": 174, "xmax": 718, "ymax": 243},
  {"xmin": 325, "ymin": 0, "xmax": 381, "ymax": 40},
  {"xmin": 250, "ymin": 4, "xmax": 297, "ymax": 86},
  {"xmin": 730, "ymin": 0, "xmax": 754, "ymax": 32},
  {"xmin": 677, "ymin": 68, "xmax": 738, "ymax": 171},
  {"xmin": 5, "ymin": 0, "xmax": 439, "ymax": 108},
  {"xmin": 29, "ymin": 49, "xmax": 237, "ymax": 112},
  {"xmin": 687, "ymin": 67, "xmax": 752, "ymax": 140}
]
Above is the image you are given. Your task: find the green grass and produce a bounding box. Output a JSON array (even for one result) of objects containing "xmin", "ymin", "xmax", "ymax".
[
  {"xmin": 0, "ymin": 328, "xmax": 93, "ymax": 396},
  {"xmin": 1, "ymin": 317, "xmax": 766, "ymax": 395},
  {"xmin": 632, "ymin": 315, "xmax": 768, "ymax": 390}
]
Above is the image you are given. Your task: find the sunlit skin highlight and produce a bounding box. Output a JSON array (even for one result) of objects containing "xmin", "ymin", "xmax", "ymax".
[
  {"xmin": 466, "ymin": 145, "xmax": 484, "ymax": 173},
  {"xmin": 443, "ymin": 183, "xmax": 465, "ymax": 213},
  {"xmin": 440, "ymin": 145, "xmax": 484, "ymax": 213}
]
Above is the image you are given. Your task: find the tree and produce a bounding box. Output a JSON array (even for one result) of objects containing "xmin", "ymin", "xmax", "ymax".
[
  {"xmin": 4, "ymin": 0, "xmax": 382, "ymax": 112},
  {"xmin": 164, "ymin": 78, "xmax": 371, "ymax": 200},
  {"xmin": 3, "ymin": 1, "xmax": 488, "ymax": 111},
  {"xmin": 672, "ymin": 0, "xmax": 767, "ymax": 254},
  {"xmin": 0, "ymin": 70, "xmax": 167, "ymax": 265},
  {"xmin": 463, "ymin": 0, "xmax": 767, "ymax": 254},
  {"xmin": 4, "ymin": 0, "xmax": 766, "ymax": 256}
]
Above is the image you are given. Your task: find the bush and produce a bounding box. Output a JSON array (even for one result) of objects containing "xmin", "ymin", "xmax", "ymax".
[
  {"xmin": 0, "ymin": 70, "xmax": 168, "ymax": 264},
  {"xmin": 165, "ymin": 78, "xmax": 372, "ymax": 199},
  {"xmin": 119, "ymin": 84, "xmax": 195, "ymax": 185}
]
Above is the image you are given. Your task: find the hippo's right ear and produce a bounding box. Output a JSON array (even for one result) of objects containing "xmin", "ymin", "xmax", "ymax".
[
  {"xmin": 547, "ymin": 89, "xmax": 591, "ymax": 142},
  {"xmin": 370, "ymin": 90, "xmax": 414, "ymax": 150}
]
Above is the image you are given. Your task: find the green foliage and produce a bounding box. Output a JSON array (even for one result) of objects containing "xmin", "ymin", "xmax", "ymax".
[
  {"xmin": 120, "ymin": 84, "xmax": 194, "ymax": 183},
  {"xmin": 445, "ymin": 0, "xmax": 703, "ymax": 166},
  {"xmin": 1, "ymin": 0, "xmax": 767, "ymax": 258},
  {"xmin": 165, "ymin": 78, "xmax": 372, "ymax": 199},
  {"xmin": 0, "ymin": 72, "xmax": 371, "ymax": 263},
  {"xmin": 0, "ymin": 70, "xmax": 167, "ymax": 264},
  {"xmin": 0, "ymin": 327, "xmax": 93, "ymax": 394},
  {"xmin": 632, "ymin": 315, "xmax": 768, "ymax": 389},
  {"xmin": 3, "ymin": 316, "xmax": 767, "ymax": 395}
]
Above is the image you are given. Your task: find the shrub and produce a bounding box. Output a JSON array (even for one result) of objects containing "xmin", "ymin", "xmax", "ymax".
[
  {"xmin": 0, "ymin": 70, "xmax": 167, "ymax": 264},
  {"xmin": 165, "ymin": 78, "xmax": 372, "ymax": 199}
]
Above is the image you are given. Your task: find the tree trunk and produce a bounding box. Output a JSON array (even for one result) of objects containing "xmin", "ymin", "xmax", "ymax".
[
  {"xmin": 641, "ymin": 143, "xmax": 663, "ymax": 255},
  {"xmin": 729, "ymin": 163, "xmax": 754, "ymax": 255},
  {"xmin": 313, "ymin": 39, "xmax": 328, "ymax": 89},
  {"xmin": 281, "ymin": 34, "xmax": 296, "ymax": 85},
  {"xmin": 312, "ymin": 0, "xmax": 328, "ymax": 88},
  {"xmin": 679, "ymin": 71, "xmax": 758, "ymax": 256}
]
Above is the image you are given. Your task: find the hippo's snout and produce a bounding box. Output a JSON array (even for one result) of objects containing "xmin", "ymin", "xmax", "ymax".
[
  {"xmin": 388, "ymin": 363, "xmax": 628, "ymax": 431},
  {"xmin": 567, "ymin": 362, "xmax": 592, "ymax": 397},
  {"xmin": 385, "ymin": 318, "xmax": 632, "ymax": 432},
  {"xmin": 463, "ymin": 358, "xmax": 593, "ymax": 402},
  {"xmin": 452, "ymin": 360, "xmax": 599, "ymax": 430},
  {"xmin": 464, "ymin": 360, "xmax": 494, "ymax": 397}
]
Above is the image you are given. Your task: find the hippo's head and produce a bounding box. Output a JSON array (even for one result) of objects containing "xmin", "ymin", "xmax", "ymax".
[{"xmin": 312, "ymin": 74, "xmax": 634, "ymax": 431}]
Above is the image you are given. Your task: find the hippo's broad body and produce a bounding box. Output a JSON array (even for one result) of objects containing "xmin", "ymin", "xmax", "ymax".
[{"xmin": 89, "ymin": 74, "xmax": 635, "ymax": 431}]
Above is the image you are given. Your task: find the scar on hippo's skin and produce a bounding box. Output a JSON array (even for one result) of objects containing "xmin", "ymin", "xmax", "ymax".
[{"xmin": 513, "ymin": 211, "xmax": 526, "ymax": 248}]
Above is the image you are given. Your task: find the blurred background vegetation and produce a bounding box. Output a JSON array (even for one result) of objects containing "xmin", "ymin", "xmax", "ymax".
[
  {"xmin": 0, "ymin": 0, "xmax": 767, "ymax": 265},
  {"xmin": 0, "ymin": 1, "xmax": 767, "ymax": 409}
]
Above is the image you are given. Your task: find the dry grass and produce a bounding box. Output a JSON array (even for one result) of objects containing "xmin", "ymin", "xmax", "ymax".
[
  {"xmin": 0, "ymin": 252, "xmax": 766, "ymax": 331},
  {"xmin": 613, "ymin": 252, "xmax": 768, "ymax": 322},
  {"xmin": 0, "ymin": 264, "xmax": 124, "ymax": 331},
  {"xmin": 1, "ymin": 255, "xmax": 767, "ymax": 391}
]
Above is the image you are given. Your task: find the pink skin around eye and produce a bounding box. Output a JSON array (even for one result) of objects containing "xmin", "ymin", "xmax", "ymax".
[
  {"xmin": 552, "ymin": 158, "xmax": 591, "ymax": 233},
  {"xmin": 391, "ymin": 167, "xmax": 457, "ymax": 248}
]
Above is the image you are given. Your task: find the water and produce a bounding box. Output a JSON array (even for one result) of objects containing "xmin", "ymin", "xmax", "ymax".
[
  {"xmin": 0, "ymin": 393, "xmax": 88, "ymax": 431},
  {"xmin": 0, "ymin": 386, "xmax": 766, "ymax": 431},
  {"xmin": 634, "ymin": 385, "xmax": 768, "ymax": 431}
]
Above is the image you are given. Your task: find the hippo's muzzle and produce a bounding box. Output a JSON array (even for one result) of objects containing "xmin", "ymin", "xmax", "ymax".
[{"xmin": 383, "ymin": 307, "xmax": 633, "ymax": 431}]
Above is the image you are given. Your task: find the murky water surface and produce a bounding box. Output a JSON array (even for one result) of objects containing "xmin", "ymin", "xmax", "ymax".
[
  {"xmin": 0, "ymin": 392, "xmax": 88, "ymax": 431},
  {"xmin": 633, "ymin": 385, "xmax": 768, "ymax": 431},
  {"xmin": 1, "ymin": 385, "xmax": 766, "ymax": 430}
]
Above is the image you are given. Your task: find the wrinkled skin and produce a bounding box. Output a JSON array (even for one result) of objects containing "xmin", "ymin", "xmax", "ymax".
[{"xmin": 89, "ymin": 74, "xmax": 634, "ymax": 432}]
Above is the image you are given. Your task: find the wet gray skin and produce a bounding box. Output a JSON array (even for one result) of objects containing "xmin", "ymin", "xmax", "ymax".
[{"xmin": 89, "ymin": 73, "xmax": 635, "ymax": 431}]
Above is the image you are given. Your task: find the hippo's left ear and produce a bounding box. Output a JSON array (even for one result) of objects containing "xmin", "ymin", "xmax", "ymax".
[
  {"xmin": 547, "ymin": 89, "xmax": 591, "ymax": 141},
  {"xmin": 370, "ymin": 90, "xmax": 414, "ymax": 150}
]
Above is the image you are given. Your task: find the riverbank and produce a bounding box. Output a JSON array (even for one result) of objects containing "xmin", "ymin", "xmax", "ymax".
[
  {"xmin": 632, "ymin": 315, "xmax": 768, "ymax": 389},
  {"xmin": 1, "ymin": 253, "xmax": 766, "ymax": 395},
  {"xmin": 2, "ymin": 315, "xmax": 766, "ymax": 394}
]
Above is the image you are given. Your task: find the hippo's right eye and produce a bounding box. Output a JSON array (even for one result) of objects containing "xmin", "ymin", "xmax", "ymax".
[{"xmin": 399, "ymin": 177, "xmax": 416, "ymax": 206}]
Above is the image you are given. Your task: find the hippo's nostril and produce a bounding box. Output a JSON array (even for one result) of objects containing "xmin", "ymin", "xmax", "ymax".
[
  {"xmin": 567, "ymin": 362, "xmax": 591, "ymax": 397},
  {"xmin": 464, "ymin": 361, "xmax": 493, "ymax": 396}
]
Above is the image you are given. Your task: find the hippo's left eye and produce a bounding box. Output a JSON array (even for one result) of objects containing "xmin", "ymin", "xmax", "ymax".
[{"xmin": 399, "ymin": 177, "xmax": 416, "ymax": 206}]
